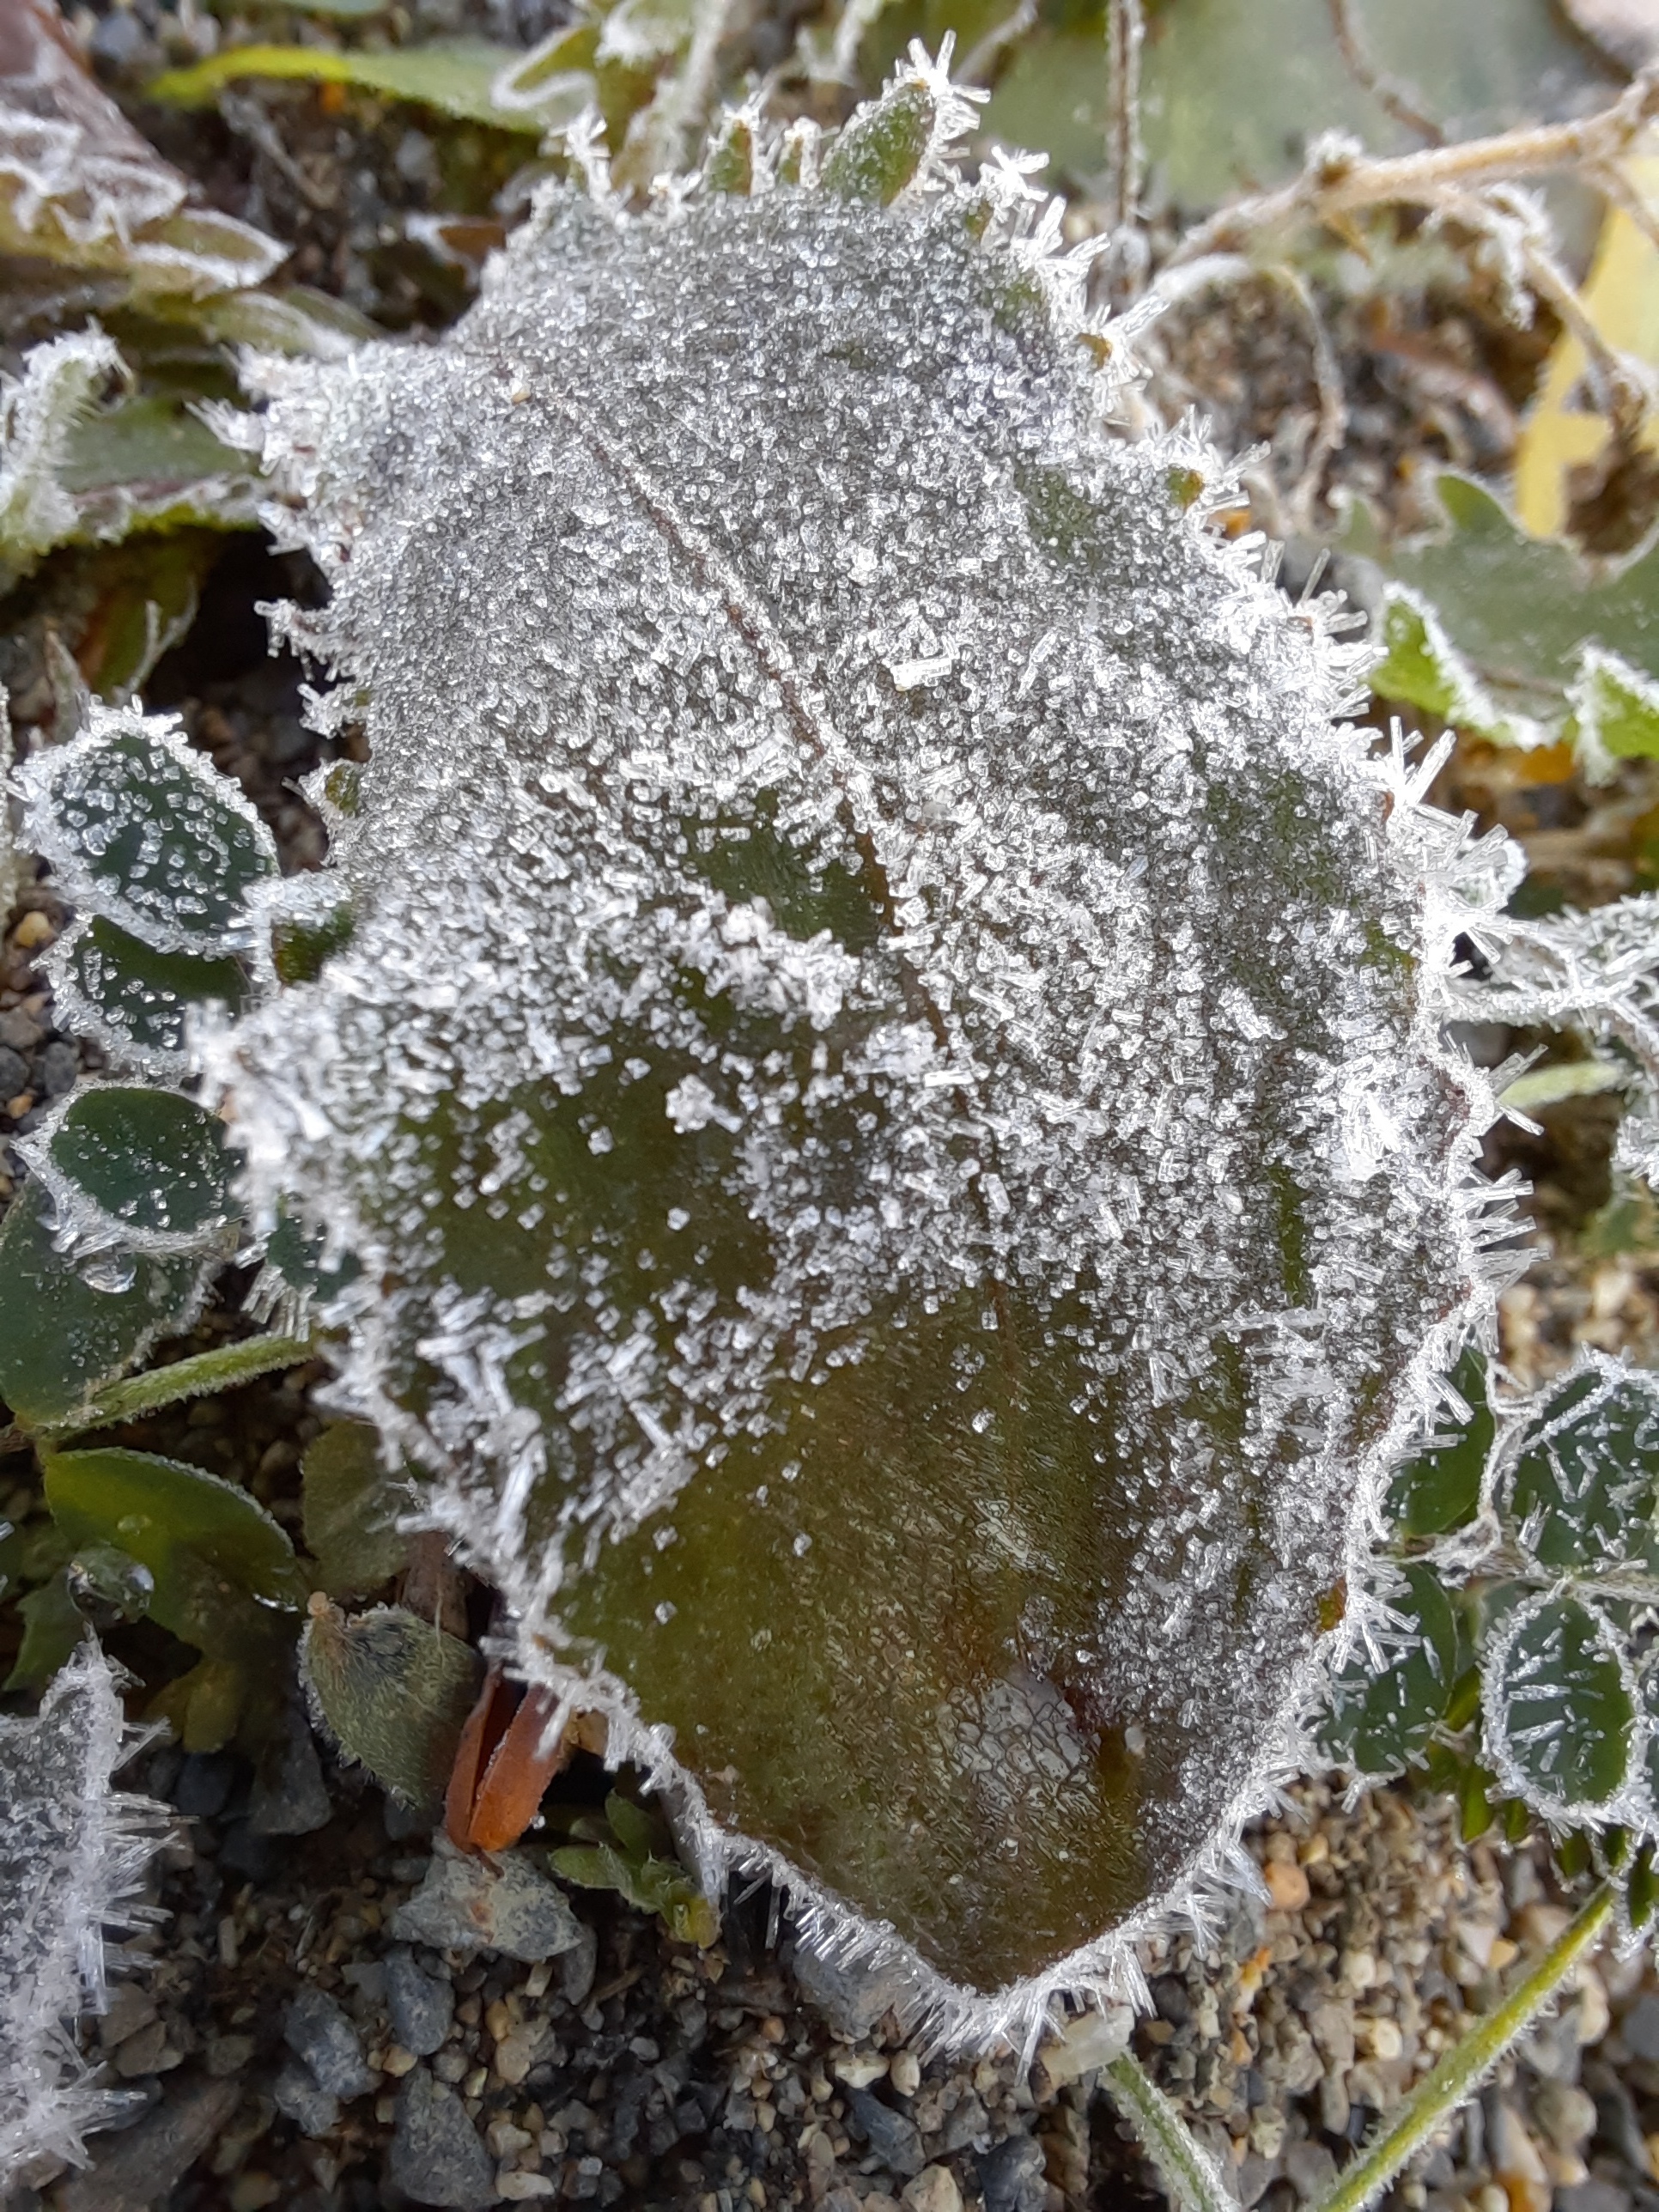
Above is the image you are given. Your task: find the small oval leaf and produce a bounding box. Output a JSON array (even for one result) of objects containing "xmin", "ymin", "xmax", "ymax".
[
  {"xmin": 17, "ymin": 708, "xmax": 276, "ymax": 951},
  {"xmin": 1486, "ymin": 1591, "xmax": 1635, "ymax": 1820},
  {"xmin": 40, "ymin": 1085, "xmax": 235, "ymax": 1250},
  {"xmin": 1388, "ymin": 1346, "xmax": 1493, "ymax": 1537},
  {"xmin": 301, "ymin": 1600, "xmax": 483, "ymax": 1816}
]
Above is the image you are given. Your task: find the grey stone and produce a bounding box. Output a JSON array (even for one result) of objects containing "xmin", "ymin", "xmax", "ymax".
[
  {"xmin": 391, "ymin": 1835, "xmax": 583, "ymax": 1963},
  {"xmin": 1235, "ymin": 2153, "xmax": 1280, "ymax": 2209},
  {"xmin": 388, "ymin": 2069, "xmax": 497, "ymax": 2209},
  {"xmin": 557, "ymin": 1921, "xmax": 599, "ymax": 2008},
  {"xmin": 0, "ymin": 1009, "xmax": 44, "ymax": 1054},
  {"xmin": 790, "ymin": 1941, "xmax": 912, "ymax": 2039},
  {"xmin": 248, "ymin": 1713, "xmax": 332, "ymax": 1836},
  {"xmin": 1624, "ymin": 1992, "xmax": 1659, "ymax": 2062},
  {"xmin": 846, "ymin": 2087, "xmax": 925, "ymax": 2179},
  {"xmin": 172, "ymin": 1752, "xmax": 236, "ymax": 1820},
  {"xmin": 1558, "ymin": 2187, "xmax": 1635, "ymax": 2212},
  {"xmin": 283, "ymin": 1987, "xmax": 374, "ymax": 2099},
  {"xmin": 935, "ymin": 2091, "xmax": 989, "ymax": 2154},
  {"xmin": 976, "ymin": 2135, "xmax": 1045, "ymax": 2212},
  {"xmin": 55, "ymin": 2074, "xmax": 240, "ymax": 2211},
  {"xmin": 39, "ymin": 1039, "xmax": 79, "ymax": 1097},
  {"xmin": 0, "ymin": 1048, "xmax": 27, "ymax": 1099},
  {"xmin": 1284, "ymin": 2138, "xmax": 1338, "ymax": 2202},
  {"xmin": 386, "ymin": 1943, "xmax": 456, "ymax": 2057},
  {"xmin": 273, "ymin": 2060, "xmax": 340, "ymax": 2139}
]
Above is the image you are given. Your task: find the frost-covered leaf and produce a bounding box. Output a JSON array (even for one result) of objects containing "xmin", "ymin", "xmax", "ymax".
[
  {"xmin": 1571, "ymin": 646, "xmax": 1659, "ymax": 785},
  {"xmin": 0, "ymin": 1180, "xmax": 207, "ymax": 1431},
  {"xmin": 223, "ymin": 49, "xmax": 1501, "ymax": 2028},
  {"xmin": 149, "ymin": 38, "xmax": 557, "ymax": 133},
  {"xmin": 1486, "ymin": 1590, "xmax": 1636, "ymax": 1820},
  {"xmin": 301, "ymin": 1420, "xmax": 410, "ymax": 1595},
  {"xmin": 1386, "ymin": 1345, "xmax": 1493, "ymax": 1537},
  {"xmin": 0, "ymin": 1641, "xmax": 167, "ymax": 2187},
  {"xmin": 0, "ymin": 0, "xmax": 286, "ymax": 300},
  {"xmin": 1366, "ymin": 585, "xmax": 1545, "ymax": 748},
  {"xmin": 3, "ymin": 1571, "xmax": 86, "ymax": 1695},
  {"xmin": 22, "ymin": 1086, "xmax": 236, "ymax": 1268},
  {"xmin": 1316, "ymin": 1562, "xmax": 1460, "ymax": 1778},
  {"xmin": 1504, "ymin": 1355, "xmax": 1659, "ymax": 1576},
  {"xmin": 300, "ymin": 1599, "xmax": 482, "ymax": 1814},
  {"xmin": 47, "ymin": 916, "xmax": 250, "ymax": 1077},
  {"xmin": 1349, "ymin": 471, "xmax": 1659, "ymax": 743},
  {"xmin": 16, "ymin": 706, "xmax": 277, "ymax": 951},
  {"xmin": 1499, "ymin": 1056, "xmax": 1627, "ymax": 1114},
  {"xmin": 0, "ymin": 332, "xmax": 122, "ymax": 586}
]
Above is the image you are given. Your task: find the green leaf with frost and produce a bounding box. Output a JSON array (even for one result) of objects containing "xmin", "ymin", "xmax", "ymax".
[
  {"xmin": 33, "ymin": 1086, "xmax": 235, "ymax": 1255},
  {"xmin": 1505, "ymin": 1358, "xmax": 1659, "ymax": 1577},
  {"xmin": 149, "ymin": 39, "xmax": 558, "ymax": 132},
  {"xmin": 550, "ymin": 1793, "xmax": 718, "ymax": 1946},
  {"xmin": 1486, "ymin": 1590, "xmax": 1634, "ymax": 1819},
  {"xmin": 0, "ymin": 335, "xmax": 123, "ymax": 587},
  {"xmin": 0, "ymin": 1182, "xmax": 208, "ymax": 1431},
  {"xmin": 1570, "ymin": 647, "xmax": 1659, "ymax": 784},
  {"xmin": 3, "ymin": 1573, "xmax": 88, "ymax": 1695},
  {"xmin": 1367, "ymin": 585, "xmax": 1545, "ymax": 748},
  {"xmin": 16, "ymin": 711, "xmax": 277, "ymax": 952},
  {"xmin": 1347, "ymin": 471, "xmax": 1659, "ymax": 742},
  {"xmin": 1316, "ymin": 1562, "xmax": 1459, "ymax": 1777},
  {"xmin": 1386, "ymin": 1346, "xmax": 1492, "ymax": 1538},
  {"xmin": 49, "ymin": 918, "xmax": 250, "ymax": 1077}
]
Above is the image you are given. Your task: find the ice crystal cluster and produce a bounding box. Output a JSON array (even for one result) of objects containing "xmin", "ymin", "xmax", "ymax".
[
  {"xmin": 22, "ymin": 52, "xmax": 1524, "ymax": 2041},
  {"xmin": 0, "ymin": 1643, "xmax": 165, "ymax": 2187}
]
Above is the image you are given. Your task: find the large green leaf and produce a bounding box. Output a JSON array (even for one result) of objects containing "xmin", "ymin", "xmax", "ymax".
[
  {"xmin": 0, "ymin": 1181, "xmax": 206, "ymax": 1430},
  {"xmin": 982, "ymin": 0, "xmax": 1611, "ymax": 198}
]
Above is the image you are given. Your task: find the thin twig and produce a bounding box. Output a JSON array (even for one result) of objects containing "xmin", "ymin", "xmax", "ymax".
[
  {"xmin": 957, "ymin": 0, "xmax": 1036, "ymax": 88},
  {"xmin": 1104, "ymin": 0, "xmax": 1146, "ymax": 301},
  {"xmin": 1264, "ymin": 260, "xmax": 1350, "ymax": 529},
  {"xmin": 1326, "ymin": 0, "xmax": 1443, "ymax": 144},
  {"xmin": 1166, "ymin": 64, "xmax": 1659, "ymax": 267},
  {"xmin": 1313, "ymin": 1886, "xmax": 1616, "ymax": 2212}
]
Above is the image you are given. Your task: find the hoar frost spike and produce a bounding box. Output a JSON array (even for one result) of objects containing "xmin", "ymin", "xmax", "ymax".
[{"xmin": 217, "ymin": 48, "xmax": 1518, "ymax": 2044}]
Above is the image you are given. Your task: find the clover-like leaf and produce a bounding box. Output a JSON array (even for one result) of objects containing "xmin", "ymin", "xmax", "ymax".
[
  {"xmin": 28, "ymin": 1085, "xmax": 236, "ymax": 1255},
  {"xmin": 1317, "ymin": 1563, "xmax": 1461, "ymax": 1777},
  {"xmin": 1571, "ymin": 646, "xmax": 1659, "ymax": 784},
  {"xmin": 0, "ymin": 1180, "xmax": 208, "ymax": 1430},
  {"xmin": 300, "ymin": 1600, "xmax": 483, "ymax": 1814},
  {"xmin": 1486, "ymin": 1590, "xmax": 1636, "ymax": 1821},
  {"xmin": 1504, "ymin": 1355, "xmax": 1659, "ymax": 1577},
  {"xmin": 16, "ymin": 709, "xmax": 277, "ymax": 952},
  {"xmin": 1387, "ymin": 1346, "xmax": 1494, "ymax": 1538},
  {"xmin": 47, "ymin": 917, "xmax": 249, "ymax": 1077}
]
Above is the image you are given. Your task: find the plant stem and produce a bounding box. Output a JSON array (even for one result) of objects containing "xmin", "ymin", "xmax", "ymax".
[
  {"xmin": 1314, "ymin": 1883, "xmax": 1616, "ymax": 2212},
  {"xmin": 1103, "ymin": 2052, "xmax": 1236, "ymax": 2212},
  {"xmin": 54, "ymin": 1330, "xmax": 315, "ymax": 1436}
]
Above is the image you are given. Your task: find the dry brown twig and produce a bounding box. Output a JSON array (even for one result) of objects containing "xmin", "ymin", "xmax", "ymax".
[
  {"xmin": 1326, "ymin": 0, "xmax": 1443, "ymax": 144},
  {"xmin": 1104, "ymin": 0, "xmax": 1147, "ymax": 301}
]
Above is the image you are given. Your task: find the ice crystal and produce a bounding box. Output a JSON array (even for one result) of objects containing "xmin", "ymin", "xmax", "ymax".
[
  {"xmin": 207, "ymin": 56, "xmax": 1515, "ymax": 2038},
  {"xmin": 0, "ymin": 1642, "xmax": 167, "ymax": 2186}
]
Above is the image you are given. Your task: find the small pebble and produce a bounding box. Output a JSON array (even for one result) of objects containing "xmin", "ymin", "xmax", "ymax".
[
  {"xmin": 273, "ymin": 2059, "xmax": 340, "ymax": 2139},
  {"xmin": 388, "ymin": 2069, "xmax": 497, "ymax": 2210},
  {"xmin": 900, "ymin": 2166, "xmax": 963, "ymax": 2212},
  {"xmin": 495, "ymin": 2175, "xmax": 557, "ymax": 2201},
  {"xmin": 1263, "ymin": 1858, "xmax": 1310, "ymax": 1912},
  {"xmin": 890, "ymin": 2050, "xmax": 921, "ymax": 2098},
  {"xmin": 284, "ymin": 1986, "xmax": 375, "ymax": 2099},
  {"xmin": 392, "ymin": 1837, "xmax": 584, "ymax": 1964}
]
